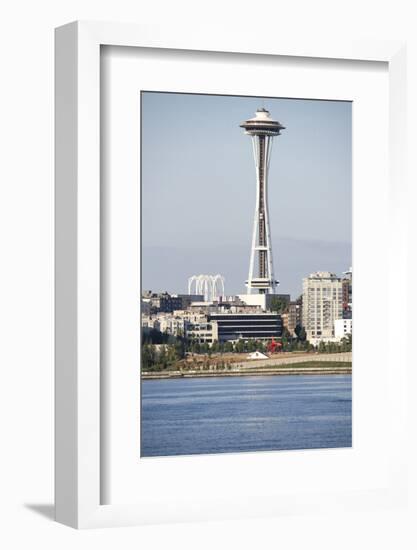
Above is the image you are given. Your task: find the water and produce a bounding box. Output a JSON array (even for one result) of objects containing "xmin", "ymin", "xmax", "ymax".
[{"xmin": 141, "ymin": 374, "xmax": 352, "ymax": 457}]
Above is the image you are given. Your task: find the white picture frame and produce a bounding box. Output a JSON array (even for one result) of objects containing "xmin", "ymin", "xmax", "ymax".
[{"xmin": 55, "ymin": 21, "xmax": 407, "ymax": 529}]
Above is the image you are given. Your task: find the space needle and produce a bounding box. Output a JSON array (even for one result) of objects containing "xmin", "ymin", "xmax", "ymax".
[{"xmin": 240, "ymin": 108, "xmax": 285, "ymax": 295}]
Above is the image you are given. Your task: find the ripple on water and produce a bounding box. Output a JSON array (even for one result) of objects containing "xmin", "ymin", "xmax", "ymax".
[{"xmin": 141, "ymin": 374, "xmax": 352, "ymax": 457}]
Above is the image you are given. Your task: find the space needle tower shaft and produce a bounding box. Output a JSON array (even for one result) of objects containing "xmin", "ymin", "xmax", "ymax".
[{"xmin": 240, "ymin": 108, "xmax": 285, "ymax": 294}]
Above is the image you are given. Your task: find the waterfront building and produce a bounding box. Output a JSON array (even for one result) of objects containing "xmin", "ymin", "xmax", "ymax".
[
  {"xmin": 240, "ymin": 108, "xmax": 285, "ymax": 295},
  {"xmin": 185, "ymin": 319, "xmax": 214, "ymax": 344},
  {"xmin": 157, "ymin": 315, "xmax": 187, "ymax": 337},
  {"xmin": 142, "ymin": 308, "xmax": 283, "ymax": 345},
  {"xmin": 281, "ymin": 312, "xmax": 289, "ymax": 334},
  {"xmin": 141, "ymin": 310, "xmax": 216, "ymax": 340},
  {"xmin": 208, "ymin": 312, "xmax": 282, "ymax": 342},
  {"xmin": 141, "ymin": 315, "xmax": 161, "ymax": 332},
  {"xmin": 334, "ymin": 318, "xmax": 352, "ymax": 340},
  {"xmin": 342, "ymin": 267, "xmax": 352, "ymax": 319},
  {"xmin": 302, "ymin": 272, "xmax": 344, "ymax": 344},
  {"xmin": 268, "ymin": 294, "xmax": 296, "ymax": 335},
  {"xmin": 285, "ymin": 298, "xmax": 302, "ymax": 335},
  {"xmin": 186, "ymin": 302, "xmax": 219, "ymax": 314},
  {"xmin": 141, "ymin": 291, "xmax": 204, "ymax": 314},
  {"xmin": 141, "ymin": 313, "xmax": 184, "ymax": 336},
  {"xmin": 175, "ymin": 294, "xmax": 204, "ymax": 309},
  {"xmin": 186, "ymin": 296, "xmax": 264, "ymax": 315},
  {"xmin": 140, "ymin": 291, "xmax": 167, "ymax": 313},
  {"xmin": 158, "ymin": 292, "xmax": 183, "ymax": 313}
]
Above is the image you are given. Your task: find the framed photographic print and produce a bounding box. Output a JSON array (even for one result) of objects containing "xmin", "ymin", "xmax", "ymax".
[
  {"xmin": 55, "ymin": 21, "xmax": 408, "ymax": 528},
  {"xmin": 139, "ymin": 90, "xmax": 353, "ymax": 459}
]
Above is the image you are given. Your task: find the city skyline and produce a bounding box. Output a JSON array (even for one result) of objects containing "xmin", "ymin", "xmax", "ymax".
[{"xmin": 141, "ymin": 92, "xmax": 352, "ymax": 298}]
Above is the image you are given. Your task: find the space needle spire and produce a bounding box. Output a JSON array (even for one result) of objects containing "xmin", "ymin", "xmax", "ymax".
[{"xmin": 240, "ymin": 108, "xmax": 285, "ymax": 294}]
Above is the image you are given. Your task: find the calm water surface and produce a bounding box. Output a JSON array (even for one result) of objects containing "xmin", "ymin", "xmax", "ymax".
[{"xmin": 141, "ymin": 374, "xmax": 352, "ymax": 457}]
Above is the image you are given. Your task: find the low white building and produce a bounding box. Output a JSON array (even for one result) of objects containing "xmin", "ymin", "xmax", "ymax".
[
  {"xmin": 141, "ymin": 313, "xmax": 186, "ymax": 337},
  {"xmin": 186, "ymin": 320, "xmax": 214, "ymax": 344},
  {"xmin": 247, "ymin": 351, "xmax": 269, "ymax": 360},
  {"xmin": 334, "ymin": 318, "xmax": 352, "ymax": 340},
  {"xmin": 157, "ymin": 315, "xmax": 187, "ymax": 336},
  {"xmin": 141, "ymin": 315, "xmax": 160, "ymax": 332},
  {"xmin": 238, "ymin": 294, "xmax": 273, "ymax": 311},
  {"xmin": 238, "ymin": 293, "xmax": 290, "ymax": 312}
]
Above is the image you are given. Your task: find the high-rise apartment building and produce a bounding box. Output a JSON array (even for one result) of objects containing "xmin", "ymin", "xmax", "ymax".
[
  {"xmin": 342, "ymin": 267, "xmax": 352, "ymax": 319},
  {"xmin": 302, "ymin": 272, "xmax": 344, "ymax": 343}
]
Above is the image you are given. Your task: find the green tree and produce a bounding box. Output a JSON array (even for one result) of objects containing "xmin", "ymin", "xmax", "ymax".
[
  {"xmin": 340, "ymin": 333, "xmax": 352, "ymax": 352},
  {"xmin": 294, "ymin": 324, "xmax": 307, "ymax": 342},
  {"xmin": 270, "ymin": 296, "xmax": 289, "ymax": 314},
  {"xmin": 174, "ymin": 338, "xmax": 185, "ymax": 360},
  {"xmin": 247, "ymin": 339, "xmax": 256, "ymax": 352},
  {"xmin": 166, "ymin": 345, "xmax": 179, "ymax": 365},
  {"xmin": 235, "ymin": 340, "xmax": 245, "ymax": 353},
  {"xmin": 141, "ymin": 344, "xmax": 156, "ymax": 370},
  {"xmin": 211, "ymin": 340, "xmax": 220, "ymax": 353},
  {"xmin": 158, "ymin": 345, "xmax": 169, "ymax": 369},
  {"xmin": 224, "ymin": 341, "xmax": 234, "ymax": 353}
]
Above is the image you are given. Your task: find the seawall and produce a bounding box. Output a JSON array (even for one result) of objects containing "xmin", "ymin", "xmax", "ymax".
[{"xmin": 142, "ymin": 360, "xmax": 352, "ymax": 380}]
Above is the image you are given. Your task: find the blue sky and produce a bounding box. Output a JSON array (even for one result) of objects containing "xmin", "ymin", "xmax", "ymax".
[{"xmin": 141, "ymin": 92, "xmax": 351, "ymax": 299}]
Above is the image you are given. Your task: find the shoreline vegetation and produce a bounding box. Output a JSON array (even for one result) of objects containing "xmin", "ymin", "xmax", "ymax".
[
  {"xmin": 142, "ymin": 357, "xmax": 352, "ymax": 380},
  {"xmin": 142, "ymin": 328, "xmax": 352, "ymax": 368},
  {"xmin": 141, "ymin": 326, "xmax": 352, "ymax": 380}
]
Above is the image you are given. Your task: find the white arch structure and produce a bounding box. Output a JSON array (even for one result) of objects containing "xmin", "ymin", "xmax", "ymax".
[{"xmin": 188, "ymin": 274, "xmax": 225, "ymax": 302}]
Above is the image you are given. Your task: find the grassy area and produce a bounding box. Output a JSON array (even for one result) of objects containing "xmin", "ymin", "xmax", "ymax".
[
  {"xmin": 268, "ymin": 361, "xmax": 351, "ymax": 370},
  {"xmin": 141, "ymin": 359, "xmax": 352, "ymax": 380}
]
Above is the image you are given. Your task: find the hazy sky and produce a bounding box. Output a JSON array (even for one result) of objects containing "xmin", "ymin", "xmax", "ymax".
[{"xmin": 141, "ymin": 92, "xmax": 351, "ymax": 299}]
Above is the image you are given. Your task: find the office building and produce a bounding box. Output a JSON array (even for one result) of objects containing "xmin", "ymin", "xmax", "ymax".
[{"xmin": 208, "ymin": 312, "xmax": 282, "ymax": 342}]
